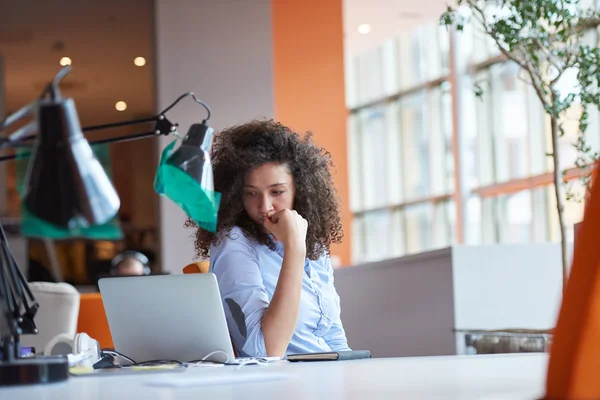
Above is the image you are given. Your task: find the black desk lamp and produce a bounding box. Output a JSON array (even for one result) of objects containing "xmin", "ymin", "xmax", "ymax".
[
  {"xmin": 24, "ymin": 67, "xmax": 120, "ymax": 228},
  {"xmin": 0, "ymin": 66, "xmax": 218, "ymax": 386}
]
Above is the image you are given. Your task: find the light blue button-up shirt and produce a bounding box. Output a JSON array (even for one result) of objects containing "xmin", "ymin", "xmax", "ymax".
[{"xmin": 210, "ymin": 226, "xmax": 351, "ymax": 357}]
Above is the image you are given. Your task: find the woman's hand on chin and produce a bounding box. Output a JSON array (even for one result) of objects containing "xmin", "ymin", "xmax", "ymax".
[{"xmin": 263, "ymin": 209, "xmax": 307, "ymax": 254}]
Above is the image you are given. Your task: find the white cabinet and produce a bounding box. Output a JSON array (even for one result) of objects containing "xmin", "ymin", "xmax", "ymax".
[{"xmin": 334, "ymin": 244, "xmax": 564, "ymax": 358}]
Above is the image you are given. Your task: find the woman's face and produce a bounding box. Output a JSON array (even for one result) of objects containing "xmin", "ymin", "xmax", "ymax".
[{"xmin": 243, "ymin": 162, "xmax": 295, "ymax": 227}]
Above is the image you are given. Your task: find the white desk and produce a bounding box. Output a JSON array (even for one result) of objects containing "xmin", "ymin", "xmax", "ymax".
[{"xmin": 1, "ymin": 353, "xmax": 548, "ymax": 399}]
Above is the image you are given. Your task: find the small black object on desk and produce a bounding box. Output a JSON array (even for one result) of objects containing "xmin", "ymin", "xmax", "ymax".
[{"xmin": 287, "ymin": 350, "xmax": 371, "ymax": 362}]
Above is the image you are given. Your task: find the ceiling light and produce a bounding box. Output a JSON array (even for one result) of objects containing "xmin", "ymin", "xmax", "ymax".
[
  {"xmin": 115, "ymin": 101, "xmax": 127, "ymax": 111},
  {"xmin": 357, "ymin": 24, "xmax": 372, "ymax": 35},
  {"xmin": 59, "ymin": 57, "xmax": 72, "ymax": 66},
  {"xmin": 134, "ymin": 57, "xmax": 146, "ymax": 67}
]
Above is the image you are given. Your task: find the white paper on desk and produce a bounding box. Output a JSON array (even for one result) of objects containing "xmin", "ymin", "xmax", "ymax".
[{"xmin": 146, "ymin": 372, "xmax": 289, "ymax": 388}]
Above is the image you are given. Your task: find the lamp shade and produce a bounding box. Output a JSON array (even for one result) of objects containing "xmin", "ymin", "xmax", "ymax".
[
  {"xmin": 22, "ymin": 98, "xmax": 120, "ymax": 228},
  {"xmin": 154, "ymin": 122, "xmax": 220, "ymax": 232},
  {"xmin": 166, "ymin": 123, "xmax": 214, "ymax": 190}
]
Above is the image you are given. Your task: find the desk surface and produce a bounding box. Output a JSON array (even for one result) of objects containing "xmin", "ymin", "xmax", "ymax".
[{"xmin": 2, "ymin": 353, "xmax": 548, "ymax": 399}]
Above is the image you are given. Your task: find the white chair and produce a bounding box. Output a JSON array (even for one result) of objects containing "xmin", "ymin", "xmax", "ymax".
[{"xmin": 21, "ymin": 282, "xmax": 80, "ymax": 354}]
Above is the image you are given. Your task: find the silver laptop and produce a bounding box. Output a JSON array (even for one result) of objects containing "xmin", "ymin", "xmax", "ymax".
[{"xmin": 98, "ymin": 273, "xmax": 236, "ymax": 364}]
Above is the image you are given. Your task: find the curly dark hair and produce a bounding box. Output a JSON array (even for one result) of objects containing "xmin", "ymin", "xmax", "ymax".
[{"xmin": 185, "ymin": 119, "xmax": 343, "ymax": 260}]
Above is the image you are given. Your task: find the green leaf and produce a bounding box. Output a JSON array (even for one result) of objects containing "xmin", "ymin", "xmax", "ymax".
[{"xmin": 474, "ymin": 82, "xmax": 484, "ymax": 99}]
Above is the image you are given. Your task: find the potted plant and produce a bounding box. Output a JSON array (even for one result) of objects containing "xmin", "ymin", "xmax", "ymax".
[{"xmin": 441, "ymin": 0, "xmax": 600, "ymax": 353}]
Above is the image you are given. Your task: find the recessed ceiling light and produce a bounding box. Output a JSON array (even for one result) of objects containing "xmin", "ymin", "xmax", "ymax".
[
  {"xmin": 59, "ymin": 57, "xmax": 72, "ymax": 66},
  {"xmin": 357, "ymin": 24, "xmax": 372, "ymax": 35},
  {"xmin": 115, "ymin": 101, "xmax": 127, "ymax": 111},
  {"xmin": 134, "ymin": 56, "xmax": 146, "ymax": 67}
]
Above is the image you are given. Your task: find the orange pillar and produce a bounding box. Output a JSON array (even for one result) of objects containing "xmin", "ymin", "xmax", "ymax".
[{"xmin": 272, "ymin": 0, "xmax": 351, "ymax": 266}]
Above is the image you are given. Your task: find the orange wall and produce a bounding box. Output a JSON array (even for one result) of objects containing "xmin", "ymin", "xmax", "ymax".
[{"xmin": 271, "ymin": 0, "xmax": 351, "ymax": 266}]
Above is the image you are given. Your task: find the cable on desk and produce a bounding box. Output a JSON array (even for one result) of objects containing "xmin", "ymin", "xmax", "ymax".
[
  {"xmin": 133, "ymin": 359, "xmax": 186, "ymax": 367},
  {"xmin": 101, "ymin": 349, "xmax": 185, "ymax": 368},
  {"xmin": 187, "ymin": 350, "xmax": 230, "ymax": 365},
  {"xmin": 100, "ymin": 348, "xmax": 233, "ymax": 368}
]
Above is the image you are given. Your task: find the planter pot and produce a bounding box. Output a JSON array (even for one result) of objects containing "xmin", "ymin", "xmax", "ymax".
[{"xmin": 457, "ymin": 329, "xmax": 553, "ymax": 355}]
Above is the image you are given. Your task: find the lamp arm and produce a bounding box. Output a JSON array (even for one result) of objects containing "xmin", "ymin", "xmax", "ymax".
[
  {"xmin": 90, "ymin": 130, "xmax": 169, "ymax": 146},
  {"xmin": 49, "ymin": 66, "xmax": 70, "ymax": 101},
  {"xmin": 0, "ymin": 102, "xmax": 38, "ymax": 146},
  {"xmin": 0, "ymin": 221, "xmax": 38, "ymax": 360},
  {"xmin": 0, "ymin": 222, "xmax": 38, "ymax": 332},
  {"xmin": 160, "ymin": 92, "xmax": 211, "ymax": 121},
  {"xmin": 0, "ymin": 65, "xmax": 72, "ymax": 144},
  {"xmin": 83, "ymin": 115, "xmax": 160, "ymax": 132},
  {"xmin": 0, "ymin": 77, "xmax": 207, "ymax": 152},
  {"xmin": 0, "ymin": 104, "xmax": 40, "ymax": 348},
  {"xmin": 0, "ymin": 113, "xmax": 178, "ymax": 162}
]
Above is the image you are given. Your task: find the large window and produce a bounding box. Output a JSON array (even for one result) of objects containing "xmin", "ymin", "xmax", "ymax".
[
  {"xmin": 347, "ymin": 24, "xmax": 454, "ymax": 264},
  {"xmin": 347, "ymin": 19, "xmax": 599, "ymax": 264}
]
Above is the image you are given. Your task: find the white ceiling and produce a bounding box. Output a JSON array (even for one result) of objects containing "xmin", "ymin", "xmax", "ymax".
[
  {"xmin": 343, "ymin": 0, "xmax": 451, "ymax": 55},
  {"xmin": 0, "ymin": 0, "xmax": 155, "ymax": 126},
  {"xmin": 0, "ymin": 0, "xmax": 449, "ymax": 127}
]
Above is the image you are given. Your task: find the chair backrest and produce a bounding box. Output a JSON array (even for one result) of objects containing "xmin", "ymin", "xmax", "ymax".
[
  {"xmin": 77, "ymin": 292, "xmax": 114, "ymax": 349},
  {"xmin": 182, "ymin": 261, "xmax": 209, "ymax": 274},
  {"xmin": 22, "ymin": 282, "xmax": 80, "ymax": 352}
]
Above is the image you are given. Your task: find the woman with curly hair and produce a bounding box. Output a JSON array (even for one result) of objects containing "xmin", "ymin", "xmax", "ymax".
[{"xmin": 187, "ymin": 119, "xmax": 350, "ymax": 358}]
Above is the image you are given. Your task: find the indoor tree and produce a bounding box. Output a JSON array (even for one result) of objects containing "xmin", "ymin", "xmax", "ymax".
[{"xmin": 442, "ymin": 0, "xmax": 600, "ymax": 289}]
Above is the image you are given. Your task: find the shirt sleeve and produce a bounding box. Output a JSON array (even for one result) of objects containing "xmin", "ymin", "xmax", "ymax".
[
  {"xmin": 210, "ymin": 231, "xmax": 269, "ymax": 357},
  {"xmin": 322, "ymin": 257, "xmax": 352, "ymax": 352}
]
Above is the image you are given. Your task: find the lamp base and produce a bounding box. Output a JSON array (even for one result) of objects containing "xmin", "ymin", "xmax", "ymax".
[{"xmin": 0, "ymin": 356, "xmax": 69, "ymax": 386}]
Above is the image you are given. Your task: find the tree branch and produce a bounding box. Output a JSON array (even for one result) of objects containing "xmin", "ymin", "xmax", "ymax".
[
  {"xmin": 550, "ymin": 65, "xmax": 565, "ymax": 88},
  {"xmin": 523, "ymin": 59, "xmax": 552, "ymax": 110},
  {"xmin": 576, "ymin": 16, "xmax": 600, "ymax": 33},
  {"xmin": 550, "ymin": 16, "xmax": 600, "ymax": 83},
  {"xmin": 466, "ymin": 0, "xmax": 551, "ymax": 109},
  {"xmin": 517, "ymin": 70, "xmax": 533, "ymax": 87},
  {"xmin": 492, "ymin": 40, "xmax": 550, "ymax": 108},
  {"xmin": 564, "ymin": 40, "xmax": 581, "ymax": 69},
  {"xmin": 535, "ymin": 37, "xmax": 564, "ymax": 76}
]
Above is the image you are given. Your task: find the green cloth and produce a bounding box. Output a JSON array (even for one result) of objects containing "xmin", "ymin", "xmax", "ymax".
[
  {"xmin": 154, "ymin": 140, "xmax": 220, "ymax": 232},
  {"xmin": 16, "ymin": 144, "xmax": 123, "ymax": 240}
]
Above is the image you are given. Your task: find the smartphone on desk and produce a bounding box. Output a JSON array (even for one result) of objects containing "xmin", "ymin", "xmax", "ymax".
[{"xmin": 287, "ymin": 350, "xmax": 371, "ymax": 362}]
